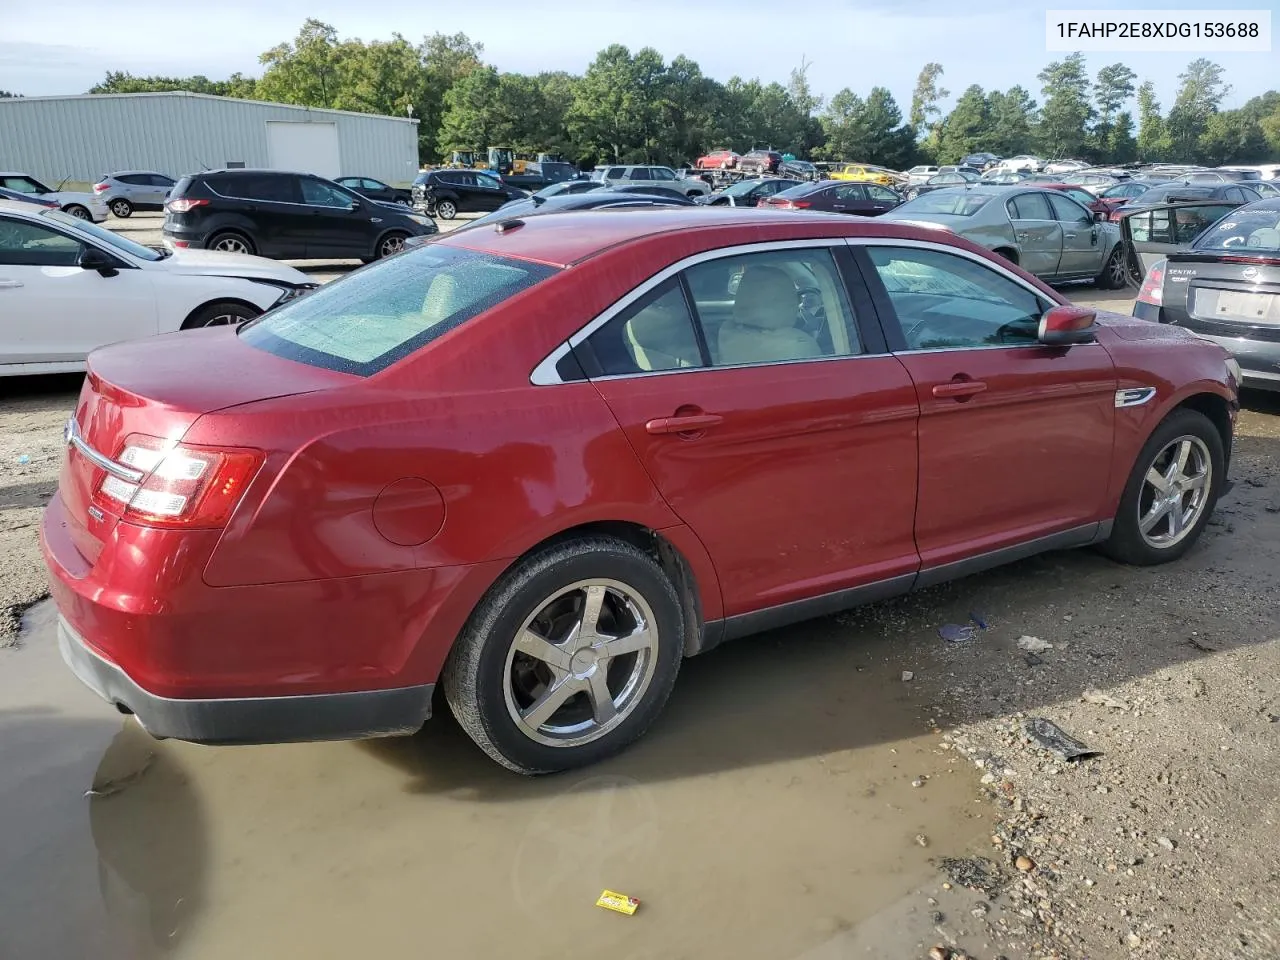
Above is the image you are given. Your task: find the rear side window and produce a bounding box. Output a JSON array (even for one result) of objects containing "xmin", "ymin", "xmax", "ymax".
[
  {"xmin": 1008, "ymin": 193, "xmax": 1053, "ymax": 220},
  {"xmin": 209, "ymin": 174, "xmax": 297, "ymax": 203},
  {"xmin": 239, "ymin": 246, "xmax": 558, "ymax": 376}
]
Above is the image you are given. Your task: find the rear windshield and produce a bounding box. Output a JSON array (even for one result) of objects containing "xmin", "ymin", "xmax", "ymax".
[
  {"xmin": 899, "ymin": 192, "xmax": 994, "ymax": 216},
  {"xmin": 238, "ymin": 246, "xmax": 558, "ymax": 375},
  {"xmin": 1193, "ymin": 208, "xmax": 1280, "ymax": 254}
]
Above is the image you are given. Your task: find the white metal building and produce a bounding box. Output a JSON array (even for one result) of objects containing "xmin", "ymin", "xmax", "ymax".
[{"xmin": 0, "ymin": 92, "xmax": 420, "ymax": 187}]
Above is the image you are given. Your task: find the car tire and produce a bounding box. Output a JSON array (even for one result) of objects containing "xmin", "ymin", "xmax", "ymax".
[
  {"xmin": 1101, "ymin": 408, "xmax": 1224, "ymax": 566},
  {"xmin": 435, "ymin": 200, "xmax": 457, "ymax": 220},
  {"xmin": 181, "ymin": 300, "xmax": 260, "ymax": 330},
  {"xmin": 65, "ymin": 205, "xmax": 91, "ymax": 220},
  {"xmin": 376, "ymin": 231, "xmax": 408, "ymax": 259},
  {"xmin": 206, "ymin": 231, "xmax": 256, "ymax": 255},
  {"xmin": 110, "ymin": 199, "xmax": 133, "ymax": 218},
  {"xmin": 442, "ymin": 536, "xmax": 685, "ymax": 774},
  {"xmin": 1096, "ymin": 244, "xmax": 1128, "ymax": 290}
]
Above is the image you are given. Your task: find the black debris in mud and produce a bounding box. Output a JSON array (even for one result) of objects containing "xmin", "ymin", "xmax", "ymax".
[{"xmin": 937, "ymin": 856, "xmax": 1004, "ymax": 898}]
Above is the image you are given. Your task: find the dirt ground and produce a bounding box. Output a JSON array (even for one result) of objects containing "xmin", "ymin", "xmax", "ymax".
[{"xmin": 2, "ymin": 230, "xmax": 1279, "ymax": 959}]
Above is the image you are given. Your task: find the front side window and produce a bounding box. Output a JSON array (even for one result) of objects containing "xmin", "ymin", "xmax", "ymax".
[
  {"xmin": 867, "ymin": 185, "xmax": 899, "ymax": 202},
  {"xmin": 0, "ymin": 176, "xmax": 46, "ymax": 195},
  {"xmin": 39, "ymin": 208, "xmax": 161, "ymax": 261},
  {"xmin": 300, "ymin": 179, "xmax": 355, "ymax": 208},
  {"xmin": 834, "ymin": 185, "xmax": 865, "ymax": 201},
  {"xmin": 239, "ymin": 246, "xmax": 557, "ymax": 376},
  {"xmin": 867, "ymin": 245, "xmax": 1049, "ymax": 350},
  {"xmin": 628, "ymin": 168, "xmax": 651, "ymax": 181},
  {"xmin": 476, "ymin": 174, "xmax": 503, "ymax": 190},
  {"xmin": 1046, "ymin": 193, "xmax": 1091, "ymax": 223},
  {"xmin": 685, "ymin": 248, "xmax": 861, "ymax": 365},
  {"xmin": 0, "ymin": 216, "xmax": 82, "ymax": 266}
]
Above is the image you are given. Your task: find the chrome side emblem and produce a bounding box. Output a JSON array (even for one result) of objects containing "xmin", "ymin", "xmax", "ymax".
[
  {"xmin": 87, "ymin": 506, "xmax": 105, "ymax": 523},
  {"xmin": 1243, "ymin": 266, "xmax": 1259, "ymax": 281},
  {"xmin": 1115, "ymin": 387, "xmax": 1157, "ymax": 408},
  {"xmin": 63, "ymin": 417, "xmax": 78, "ymax": 446}
]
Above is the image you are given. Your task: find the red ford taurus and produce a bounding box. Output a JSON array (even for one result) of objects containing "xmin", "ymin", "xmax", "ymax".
[{"xmin": 42, "ymin": 209, "xmax": 1239, "ymax": 773}]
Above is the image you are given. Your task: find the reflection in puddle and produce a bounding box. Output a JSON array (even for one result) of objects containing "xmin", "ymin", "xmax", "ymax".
[{"xmin": 3, "ymin": 605, "xmax": 990, "ymax": 959}]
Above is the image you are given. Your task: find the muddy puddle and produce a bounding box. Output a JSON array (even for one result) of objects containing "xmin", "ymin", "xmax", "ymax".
[{"xmin": 1, "ymin": 601, "xmax": 991, "ymax": 960}]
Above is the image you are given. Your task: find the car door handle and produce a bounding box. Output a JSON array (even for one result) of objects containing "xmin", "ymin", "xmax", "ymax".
[
  {"xmin": 1064, "ymin": 232, "xmax": 1077, "ymax": 239},
  {"xmin": 0, "ymin": 280, "xmax": 22, "ymax": 289},
  {"xmin": 932, "ymin": 380, "xmax": 988, "ymax": 399},
  {"xmin": 645, "ymin": 413, "xmax": 723, "ymax": 435}
]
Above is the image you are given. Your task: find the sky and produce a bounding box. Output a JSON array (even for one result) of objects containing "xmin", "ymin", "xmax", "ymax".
[{"xmin": 2, "ymin": 0, "xmax": 1277, "ymax": 115}]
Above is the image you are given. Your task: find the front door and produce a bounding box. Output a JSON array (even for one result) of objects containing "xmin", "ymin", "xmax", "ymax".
[
  {"xmin": 858, "ymin": 242, "xmax": 1116, "ymax": 572},
  {"xmin": 579, "ymin": 244, "xmax": 921, "ymax": 617},
  {"xmin": 1045, "ymin": 192, "xmax": 1103, "ymax": 278},
  {"xmin": 298, "ymin": 177, "xmax": 376, "ymax": 259},
  {"xmin": 472, "ymin": 173, "xmax": 509, "ymax": 211},
  {"xmin": 1005, "ymin": 191, "xmax": 1063, "ymax": 278},
  {"xmin": 0, "ymin": 215, "xmax": 156, "ymax": 366}
]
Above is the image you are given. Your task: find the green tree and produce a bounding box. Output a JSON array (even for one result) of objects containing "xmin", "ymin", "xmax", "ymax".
[
  {"xmin": 418, "ymin": 32, "xmax": 484, "ymax": 159},
  {"xmin": 1107, "ymin": 111, "xmax": 1138, "ymax": 163},
  {"xmin": 1091, "ymin": 63, "xmax": 1136, "ymax": 159},
  {"xmin": 87, "ymin": 71, "xmax": 256, "ymax": 98},
  {"xmin": 909, "ymin": 62, "xmax": 948, "ymax": 132},
  {"xmin": 1036, "ymin": 53, "xmax": 1093, "ymax": 157},
  {"xmin": 1244, "ymin": 91, "xmax": 1280, "ymax": 156},
  {"xmin": 1167, "ymin": 58, "xmax": 1230, "ymax": 161},
  {"xmin": 817, "ymin": 89, "xmax": 868, "ymax": 160},
  {"xmin": 1135, "ymin": 81, "xmax": 1170, "ymax": 160},
  {"xmin": 566, "ymin": 45, "xmax": 665, "ymax": 163},
  {"xmin": 936, "ymin": 84, "xmax": 989, "ymax": 161},
  {"xmin": 786, "ymin": 59, "xmax": 823, "ymax": 117},
  {"xmin": 1199, "ymin": 110, "xmax": 1267, "ymax": 164},
  {"xmin": 0, "ymin": 90, "xmax": 19, "ymax": 98},
  {"xmin": 986, "ymin": 86, "xmax": 1037, "ymax": 157},
  {"xmin": 436, "ymin": 66, "xmax": 503, "ymax": 154},
  {"xmin": 256, "ymin": 19, "xmax": 344, "ymax": 108},
  {"xmin": 331, "ymin": 35, "xmax": 425, "ymax": 120}
]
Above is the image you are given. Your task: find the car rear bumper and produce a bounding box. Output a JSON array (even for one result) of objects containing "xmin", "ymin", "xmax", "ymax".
[
  {"xmin": 58, "ymin": 614, "xmax": 433, "ymax": 744},
  {"xmin": 161, "ymin": 222, "xmax": 208, "ymax": 249},
  {"xmin": 1185, "ymin": 329, "xmax": 1280, "ymax": 391}
]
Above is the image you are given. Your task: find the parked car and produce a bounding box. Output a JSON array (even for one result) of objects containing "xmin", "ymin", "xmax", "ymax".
[
  {"xmin": 411, "ymin": 169, "xmax": 529, "ymax": 220},
  {"xmin": 597, "ymin": 165, "xmax": 711, "ymax": 198},
  {"xmin": 1058, "ymin": 173, "xmax": 1120, "ymax": 195},
  {"xmin": 91, "ymin": 171, "xmax": 176, "ymax": 218},
  {"xmin": 980, "ymin": 170, "xmax": 1032, "ymax": 185},
  {"xmin": 780, "ymin": 159, "xmax": 819, "ymax": 181},
  {"xmin": 997, "ymin": 155, "xmax": 1044, "ymax": 172},
  {"xmin": 738, "ymin": 150, "xmax": 784, "ymax": 175},
  {"xmin": 44, "ymin": 206, "xmax": 1237, "ymax": 774},
  {"xmin": 695, "ymin": 149, "xmax": 740, "ymax": 170},
  {"xmin": 1124, "ymin": 182, "xmax": 1263, "ymax": 211},
  {"xmin": 0, "ymin": 200, "xmax": 315, "ymax": 376},
  {"xmin": 883, "ymin": 185, "xmax": 1128, "ymax": 287},
  {"xmin": 334, "ymin": 176, "xmax": 413, "ymax": 206},
  {"xmin": 830, "ymin": 164, "xmax": 898, "ymax": 185},
  {"xmin": 759, "ymin": 180, "xmax": 903, "ymax": 216},
  {"xmin": 0, "ymin": 187, "xmax": 59, "ymax": 208},
  {"xmin": 0, "ymin": 173, "xmax": 109, "ymax": 222},
  {"xmin": 1044, "ymin": 159, "xmax": 1089, "ymax": 175},
  {"xmin": 463, "ymin": 189, "xmax": 695, "ymax": 228},
  {"xmin": 1183, "ymin": 169, "xmax": 1262, "ymax": 183},
  {"xmin": 906, "ymin": 165, "xmax": 940, "ymax": 186},
  {"xmin": 1130, "ymin": 196, "xmax": 1279, "ymax": 391},
  {"xmin": 962, "ymin": 153, "xmax": 1001, "ymax": 171},
  {"xmin": 907, "ymin": 170, "xmax": 981, "ymax": 199},
  {"xmin": 1039, "ymin": 183, "xmax": 1109, "ymax": 215},
  {"xmin": 1252, "ymin": 181, "xmax": 1280, "ymax": 199},
  {"xmin": 516, "ymin": 180, "xmax": 607, "ymax": 205},
  {"xmin": 162, "ymin": 169, "xmax": 437, "ymax": 261},
  {"xmin": 696, "ymin": 177, "xmax": 797, "ymax": 207}
]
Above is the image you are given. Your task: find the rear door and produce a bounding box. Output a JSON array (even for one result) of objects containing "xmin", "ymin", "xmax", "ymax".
[
  {"xmin": 576, "ymin": 242, "xmax": 921, "ymax": 618},
  {"xmin": 1006, "ymin": 191, "xmax": 1063, "ymax": 277},
  {"xmin": 1046, "ymin": 192, "xmax": 1103, "ymax": 277},
  {"xmin": 830, "ymin": 184, "xmax": 867, "ymax": 214},
  {"xmin": 856, "ymin": 241, "xmax": 1115, "ymax": 574}
]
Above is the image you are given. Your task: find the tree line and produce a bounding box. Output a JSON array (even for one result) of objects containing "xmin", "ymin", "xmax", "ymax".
[{"xmin": 77, "ymin": 19, "xmax": 1280, "ymax": 169}]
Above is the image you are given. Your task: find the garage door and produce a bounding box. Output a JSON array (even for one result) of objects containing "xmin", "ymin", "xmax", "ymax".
[{"xmin": 265, "ymin": 121, "xmax": 341, "ymax": 179}]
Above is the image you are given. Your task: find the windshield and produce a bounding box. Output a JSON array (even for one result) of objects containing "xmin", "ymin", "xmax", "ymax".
[
  {"xmin": 897, "ymin": 192, "xmax": 994, "ymax": 216},
  {"xmin": 239, "ymin": 246, "xmax": 557, "ymax": 375},
  {"xmin": 40, "ymin": 208, "xmax": 165, "ymax": 260},
  {"xmin": 724, "ymin": 179, "xmax": 767, "ymax": 198},
  {"xmin": 1193, "ymin": 208, "xmax": 1280, "ymax": 254}
]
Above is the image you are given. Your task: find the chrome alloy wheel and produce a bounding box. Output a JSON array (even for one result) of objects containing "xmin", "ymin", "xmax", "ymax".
[
  {"xmin": 1106, "ymin": 247, "xmax": 1128, "ymax": 287},
  {"xmin": 212, "ymin": 235, "xmax": 249, "ymax": 253},
  {"xmin": 1138, "ymin": 435, "xmax": 1212, "ymax": 549},
  {"xmin": 503, "ymin": 579, "xmax": 659, "ymax": 747}
]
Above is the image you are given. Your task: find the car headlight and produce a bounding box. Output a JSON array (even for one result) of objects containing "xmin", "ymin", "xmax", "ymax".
[
  {"xmin": 1225, "ymin": 357, "xmax": 1243, "ymax": 390},
  {"xmin": 408, "ymin": 214, "xmax": 434, "ymax": 227},
  {"xmin": 271, "ymin": 283, "xmax": 317, "ymax": 307}
]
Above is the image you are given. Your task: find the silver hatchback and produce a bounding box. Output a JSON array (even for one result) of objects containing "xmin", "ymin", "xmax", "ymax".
[{"xmin": 92, "ymin": 171, "xmax": 177, "ymax": 218}]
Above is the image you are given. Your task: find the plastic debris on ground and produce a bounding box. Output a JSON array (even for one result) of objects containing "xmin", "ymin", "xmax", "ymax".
[
  {"xmin": 939, "ymin": 623, "xmax": 977, "ymax": 643},
  {"xmin": 1023, "ymin": 718, "xmax": 1101, "ymax": 761},
  {"xmin": 16, "ymin": 454, "xmax": 30, "ymax": 465},
  {"xmin": 595, "ymin": 890, "xmax": 640, "ymax": 915},
  {"xmin": 1015, "ymin": 635, "xmax": 1053, "ymax": 653},
  {"xmin": 969, "ymin": 610, "xmax": 989, "ymax": 630}
]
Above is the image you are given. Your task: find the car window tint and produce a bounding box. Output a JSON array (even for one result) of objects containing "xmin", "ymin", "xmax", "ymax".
[
  {"xmin": 652, "ymin": 168, "xmax": 676, "ymax": 181},
  {"xmin": 150, "ymin": 174, "xmax": 175, "ymax": 187},
  {"xmin": 0, "ymin": 177, "xmax": 41, "ymax": 194},
  {"xmin": 1065, "ymin": 189, "xmax": 1095, "ymax": 207},
  {"xmin": 834, "ymin": 185, "xmax": 865, "ymax": 200},
  {"xmin": 1009, "ymin": 192, "xmax": 1053, "ymax": 220},
  {"xmin": 240, "ymin": 246, "xmax": 557, "ymax": 376},
  {"xmin": 300, "ymin": 179, "xmax": 354, "ymax": 208},
  {"xmin": 0, "ymin": 217, "xmax": 82, "ymax": 266},
  {"xmin": 118, "ymin": 174, "xmax": 146, "ymax": 185},
  {"xmin": 606, "ymin": 168, "xmax": 626, "ymax": 179},
  {"xmin": 867, "ymin": 185, "xmax": 899, "ymax": 201},
  {"xmin": 215, "ymin": 174, "xmax": 296, "ymax": 203},
  {"xmin": 361, "ymin": 179, "xmax": 382, "ymax": 190},
  {"xmin": 867, "ymin": 246, "xmax": 1047, "ymax": 350},
  {"xmin": 585, "ymin": 278, "xmax": 704, "ymax": 375},
  {"xmin": 628, "ymin": 168, "xmax": 651, "ymax": 181},
  {"xmin": 1047, "ymin": 193, "xmax": 1090, "ymax": 223},
  {"xmin": 475, "ymin": 173, "xmax": 502, "ymax": 189},
  {"xmin": 684, "ymin": 248, "xmax": 861, "ymax": 366}
]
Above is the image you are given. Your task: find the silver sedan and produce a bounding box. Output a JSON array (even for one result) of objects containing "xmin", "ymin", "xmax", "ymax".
[{"xmin": 881, "ymin": 185, "xmax": 1129, "ymax": 287}]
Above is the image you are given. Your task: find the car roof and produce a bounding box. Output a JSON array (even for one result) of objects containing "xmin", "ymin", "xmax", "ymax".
[
  {"xmin": 0, "ymin": 199, "xmax": 52, "ymax": 217},
  {"xmin": 435, "ymin": 206, "xmax": 991, "ymax": 268},
  {"xmin": 109, "ymin": 170, "xmax": 166, "ymax": 176},
  {"xmin": 0, "ymin": 172, "xmax": 39, "ymax": 178}
]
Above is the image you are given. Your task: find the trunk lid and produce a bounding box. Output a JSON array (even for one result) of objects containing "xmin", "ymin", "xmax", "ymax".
[
  {"xmin": 59, "ymin": 327, "xmax": 354, "ymax": 564},
  {"xmin": 1159, "ymin": 254, "xmax": 1280, "ymax": 343}
]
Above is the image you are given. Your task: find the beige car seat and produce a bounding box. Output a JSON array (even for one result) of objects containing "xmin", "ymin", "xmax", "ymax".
[
  {"xmin": 718, "ymin": 266, "xmax": 822, "ymax": 365},
  {"xmin": 625, "ymin": 295, "xmax": 702, "ymax": 370}
]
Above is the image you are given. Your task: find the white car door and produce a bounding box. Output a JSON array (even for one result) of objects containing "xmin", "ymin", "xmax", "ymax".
[{"xmin": 0, "ymin": 214, "xmax": 157, "ymax": 368}]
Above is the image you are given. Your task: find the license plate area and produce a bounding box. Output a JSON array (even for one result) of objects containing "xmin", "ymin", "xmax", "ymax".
[{"xmin": 1192, "ymin": 287, "xmax": 1280, "ymax": 326}]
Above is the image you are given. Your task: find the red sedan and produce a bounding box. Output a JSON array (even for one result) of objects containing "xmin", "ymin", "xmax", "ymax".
[
  {"xmin": 43, "ymin": 209, "xmax": 1238, "ymax": 773},
  {"xmin": 695, "ymin": 149, "xmax": 739, "ymax": 170},
  {"xmin": 1038, "ymin": 182, "xmax": 1109, "ymax": 215}
]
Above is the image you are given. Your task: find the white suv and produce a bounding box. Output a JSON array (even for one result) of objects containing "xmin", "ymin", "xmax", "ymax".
[{"xmin": 598, "ymin": 165, "xmax": 711, "ymax": 197}]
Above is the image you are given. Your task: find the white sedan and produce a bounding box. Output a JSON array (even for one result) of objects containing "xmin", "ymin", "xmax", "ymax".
[{"xmin": 0, "ymin": 201, "xmax": 316, "ymax": 376}]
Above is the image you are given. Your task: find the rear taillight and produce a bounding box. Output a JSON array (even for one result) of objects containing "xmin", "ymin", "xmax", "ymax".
[
  {"xmin": 772, "ymin": 200, "xmax": 810, "ymax": 209},
  {"xmin": 167, "ymin": 198, "xmax": 209, "ymax": 213},
  {"xmin": 1137, "ymin": 259, "xmax": 1165, "ymax": 306},
  {"xmin": 92, "ymin": 182, "xmax": 109, "ymax": 193},
  {"xmin": 92, "ymin": 434, "xmax": 262, "ymax": 529}
]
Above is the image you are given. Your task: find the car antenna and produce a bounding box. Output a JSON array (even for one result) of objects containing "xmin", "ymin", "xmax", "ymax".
[
  {"xmin": 494, "ymin": 219, "xmax": 525, "ymax": 233},
  {"xmin": 55, "ymin": 176, "xmax": 70, "ymax": 191}
]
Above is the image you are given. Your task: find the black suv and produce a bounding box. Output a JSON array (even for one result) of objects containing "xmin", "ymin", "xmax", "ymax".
[
  {"xmin": 163, "ymin": 169, "xmax": 438, "ymax": 261},
  {"xmin": 410, "ymin": 170, "xmax": 528, "ymax": 220},
  {"xmin": 738, "ymin": 150, "xmax": 784, "ymax": 175}
]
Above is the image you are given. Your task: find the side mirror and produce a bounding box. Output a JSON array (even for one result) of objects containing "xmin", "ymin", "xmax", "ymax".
[
  {"xmin": 1038, "ymin": 304, "xmax": 1097, "ymax": 345},
  {"xmin": 1094, "ymin": 210, "xmax": 1107, "ymax": 223},
  {"xmin": 346, "ymin": 199, "xmax": 362, "ymax": 212},
  {"xmin": 79, "ymin": 246, "xmax": 118, "ymax": 277}
]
